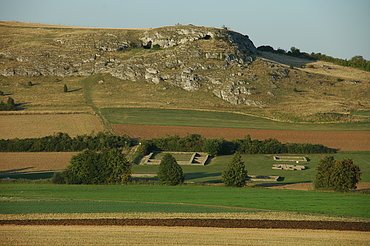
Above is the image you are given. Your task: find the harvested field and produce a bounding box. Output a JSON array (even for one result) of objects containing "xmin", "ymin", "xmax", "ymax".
[
  {"xmin": 0, "ymin": 113, "xmax": 104, "ymax": 139},
  {"xmin": 2, "ymin": 212, "xmax": 368, "ymax": 222},
  {"xmin": 113, "ymin": 124, "xmax": 370, "ymax": 151},
  {"xmin": 0, "ymin": 152, "xmax": 76, "ymax": 173},
  {"xmin": 1, "ymin": 226, "xmax": 369, "ymax": 246}
]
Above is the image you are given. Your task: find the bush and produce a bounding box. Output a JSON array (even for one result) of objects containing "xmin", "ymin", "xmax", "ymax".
[
  {"xmin": 315, "ymin": 156, "xmax": 361, "ymax": 192},
  {"xmin": 63, "ymin": 84, "xmax": 68, "ymax": 92},
  {"xmin": 152, "ymin": 44, "xmax": 161, "ymax": 50},
  {"xmin": 0, "ymin": 97, "xmax": 17, "ymax": 111},
  {"xmin": 157, "ymin": 153, "xmax": 184, "ymax": 185},
  {"xmin": 51, "ymin": 172, "xmax": 66, "ymax": 184},
  {"xmin": 62, "ymin": 149, "xmax": 131, "ymax": 184},
  {"xmin": 222, "ymin": 152, "xmax": 248, "ymax": 187}
]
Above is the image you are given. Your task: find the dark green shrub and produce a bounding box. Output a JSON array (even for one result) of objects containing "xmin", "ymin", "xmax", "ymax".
[
  {"xmin": 63, "ymin": 84, "xmax": 68, "ymax": 92},
  {"xmin": 157, "ymin": 153, "xmax": 184, "ymax": 185},
  {"xmin": 0, "ymin": 97, "xmax": 17, "ymax": 111},
  {"xmin": 315, "ymin": 156, "xmax": 361, "ymax": 192},
  {"xmin": 330, "ymin": 159, "xmax": 361, "ymax": 192},
  {"xmin": 63, "ymin": 149, "xmax": 131, "ymax": 184},
  {"xmin": 222, "ymin": 152, "xmax": 248, "ymax": 187},
  {"xmin": 152, "ymin": 44, "xmax": 161, "ymax": 50}
]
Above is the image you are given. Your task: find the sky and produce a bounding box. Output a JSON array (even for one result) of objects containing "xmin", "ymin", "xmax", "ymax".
[{"xmin": 1, "ymin": 0, "xmax": 369, "ymax": 60}]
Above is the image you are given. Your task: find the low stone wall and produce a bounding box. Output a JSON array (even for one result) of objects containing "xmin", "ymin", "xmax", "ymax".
[{"xmin": 272, "ymin": 164, "xmax": 306, "ymax": 171}]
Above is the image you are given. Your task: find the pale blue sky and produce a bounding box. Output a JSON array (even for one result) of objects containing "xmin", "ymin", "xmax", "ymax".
[{"xmin": 1, "ymin": 0, "xmax": 369, "ymax": 59}]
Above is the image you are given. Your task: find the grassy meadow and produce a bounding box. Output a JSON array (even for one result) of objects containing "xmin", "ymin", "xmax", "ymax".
[
  {"xmin": 101, "ymin": 107, "xmax": 370, "ymax": 131},
  {"xmin": 133, "ymin": 152, "xmax": 370, "ymax": 183},
  {"xmin": 0, "ymin": 183, "xmax": 369, "ymax": 218}
]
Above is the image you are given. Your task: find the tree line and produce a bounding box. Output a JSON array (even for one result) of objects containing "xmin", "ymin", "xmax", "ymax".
[
  {"xmin": 136, "ymin": 134, "xmax": 336, "ymax": 158},
  {"xmin": 0, "ymin": 132, "xmax": 135, "ymax": 152},
  {"xmin": 257, "ymin": 45, "xmax": 370, "ymax": 72},
  {"xmin": 1, "ymin": 133, "xmax": 336, "ymax": 154}
]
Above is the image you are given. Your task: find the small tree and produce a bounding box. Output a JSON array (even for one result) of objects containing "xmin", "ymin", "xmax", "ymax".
[
  {"xmin": 158, "ymin": 153, "xmax": 184, "ymax": 185},
  {"xmin": 63, "ymin": 84, "xmax": 68, "ymax": 92},
  {"xmin": 28, "ymin": 81, "xmax": 33, "ymax": 87},
  {"xmin": 0, "ymin": 90, "xmax": 4, "ymax": 96},
  {"xmin": 222, "ymin": 152, "xmax": 248, "ymax": 187},
  {"xmin": 104, "ymin": 149, "xmax": 132, "ymax": 184},
  {"xmin": 330, "ymin": 159, "xmax": 361, "ymax": 192}
]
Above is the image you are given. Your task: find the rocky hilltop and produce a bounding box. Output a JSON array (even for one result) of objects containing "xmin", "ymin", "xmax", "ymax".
[
  {"xmin": 0, "ymin": 24, "xmax": 266, "ymax": 106},
  {"xmin": 0, "ymin": 22, "xmax": 369, "ymax": 120}
]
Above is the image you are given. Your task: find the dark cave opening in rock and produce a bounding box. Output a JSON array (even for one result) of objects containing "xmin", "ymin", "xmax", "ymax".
[
  {"xmin": 143, "ymin": 41, "xmax": 152, "ymax": 49},
  {"xmin": 202, "ymin": 34, "xmax": 212, "ymax": 40}
]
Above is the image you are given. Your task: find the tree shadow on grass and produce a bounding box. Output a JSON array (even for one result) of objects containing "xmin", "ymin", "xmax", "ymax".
[
  {"xmin": 254, "ymin": 180, "xmax": 312, "ymax": 188},
  {"xmin": 0, "ymin": 168, "xmax": 55, "ymax": 180},
  {"xmin": 14, "ymin": 102, "xmax": 29, "ymax": 110},
  {"xmin": 185, "ymin": 172, "xmax": 221, "ymax": 181},
  {"xmin": 68, "ymin": 88, "xmax": 82, "ymax": 93},
  {"xmin": 0, "ymin": 167, "xmax": 34, "ymax": 174}
]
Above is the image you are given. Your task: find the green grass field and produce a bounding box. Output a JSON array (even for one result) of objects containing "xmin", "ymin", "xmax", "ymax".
[
  {"xmin": 133, "ymin": 152, "xmax": 370, "ymax": 183},
  {"xmin": 0, "ymin": 183, "xmax": 368, "ymax": 218},
  {"xmin": 152, "ymin": 152, "xmax": 194, "ymax": 161},
  {"xmin": 101, "ymin": 108, "xmax": 370, "ymax": 131}
]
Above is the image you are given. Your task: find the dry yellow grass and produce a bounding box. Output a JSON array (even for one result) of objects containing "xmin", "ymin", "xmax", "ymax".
[
  {"xmin": 0, "ymin": 21, "xmax": 151, "ymax": 30},
  {"xmin": 0, "ymin": 225, "xmax": 369, "ymax": 246},
  {"xmin": 0, "ymin": 152, "xmax": 77, "ymax": 172},
  {"xmin": 0, "ymin": 113, "xmax": 103, "ymax": 139},
  {"xmin": 0, "ymin": 76, "xmax": 90, "ymax": 111},
  {"xmin": 259, "ymin": 51, "xmax": 370, "ymax": 82},
  {"xmin": 1, "ymin": 212, "xmax": 368, "ymax": 223},
  {"xmin": 302, "ymin": 60, "xmax": 370, "ymax": 82}
]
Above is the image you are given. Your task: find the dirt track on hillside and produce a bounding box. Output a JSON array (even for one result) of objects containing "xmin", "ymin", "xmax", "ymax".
[
  {"xmin": 1, "ymin": 219, "xmax": 369, "ymax": 231},
  {"xmin": 113, "ymin": 124, "xmax": 370, "ymax": 151}
]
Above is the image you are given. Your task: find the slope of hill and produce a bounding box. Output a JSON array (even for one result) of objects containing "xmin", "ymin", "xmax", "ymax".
[{"xmin": 0, "ymin": 21, "xmax": 369, "ymax": 123}]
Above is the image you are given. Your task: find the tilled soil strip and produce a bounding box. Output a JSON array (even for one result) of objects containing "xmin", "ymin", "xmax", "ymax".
[{"xmin": 0, "ymin": 219, "xmax": 369, "ymax": 231}]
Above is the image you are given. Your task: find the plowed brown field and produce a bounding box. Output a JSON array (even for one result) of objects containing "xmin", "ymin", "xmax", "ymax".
[
  {"xmin": 113, "ymin": 124, "xmax": 370, "ymax": 151},
  {"xmin": 1, "ymin": 219, "xmax": 369, "ymax": 231}
]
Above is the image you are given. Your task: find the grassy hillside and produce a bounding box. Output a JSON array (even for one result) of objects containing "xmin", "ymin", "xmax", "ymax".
[
  {"xmin": 0, "ymin": 183, "xmax": 369, "ymax": 217},
  {"xmin": 0, "ymin": 22, "xmax": 369, "ymax": 124}
]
